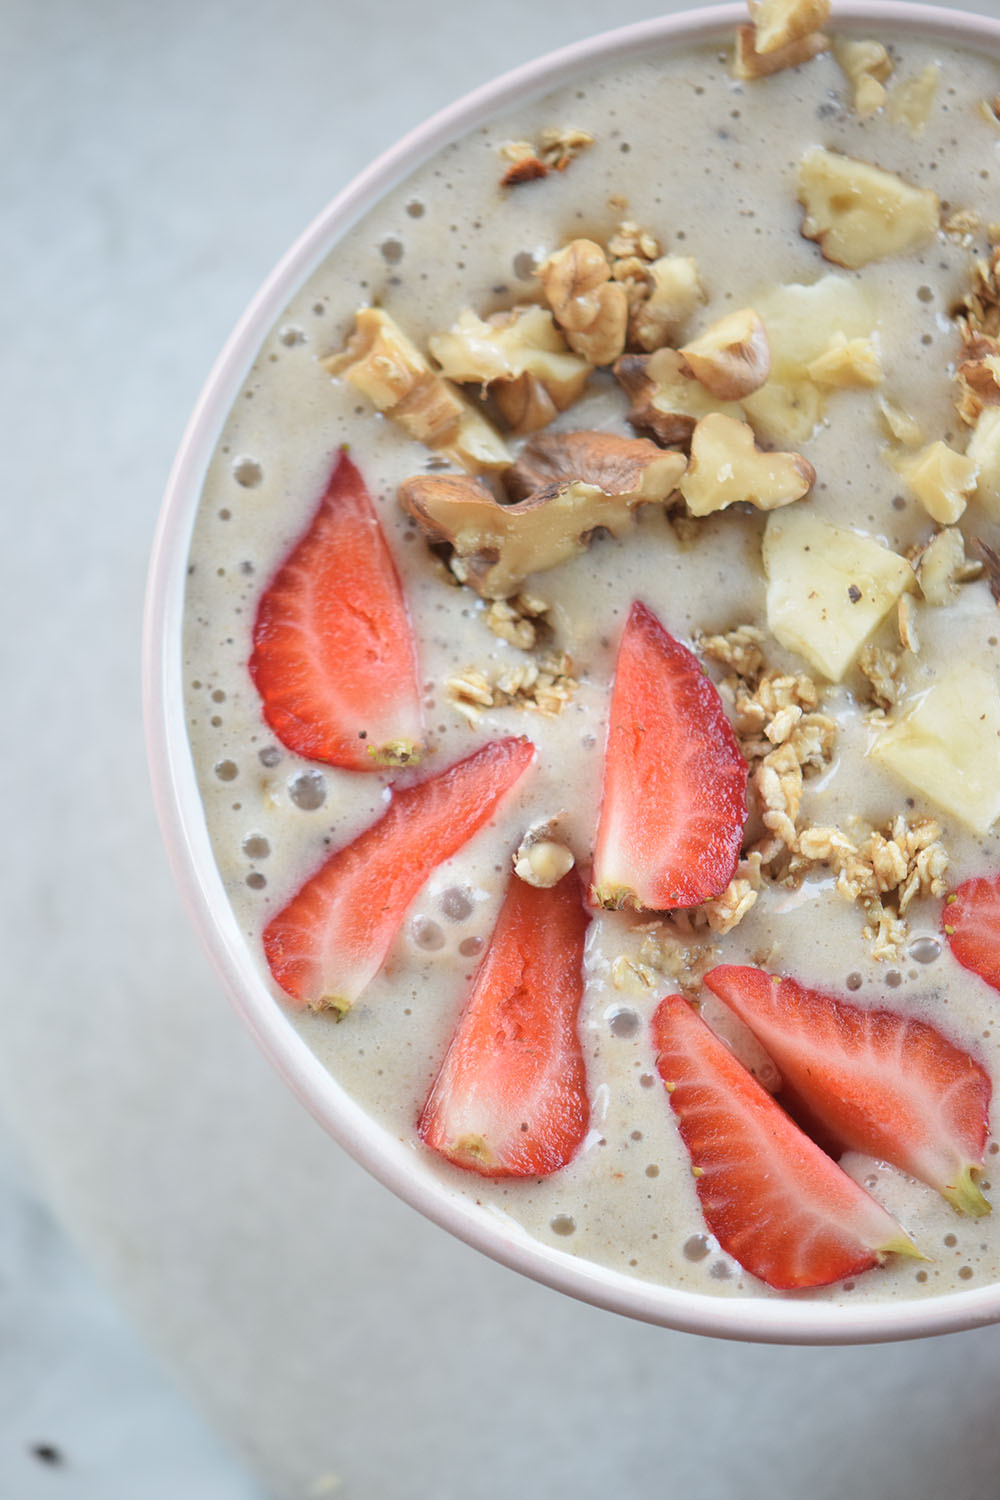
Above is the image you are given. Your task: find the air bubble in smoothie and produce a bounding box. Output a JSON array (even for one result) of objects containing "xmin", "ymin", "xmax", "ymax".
[
  {"xmin": 608, "ymin": 1007, "xmax": 640, "ymax": 1038},
  {"xmin": 288, "ymin": 770, "xmax": 326, "ymax": 810},
  {"xmin": 412, "ymin": 917, "xmax": 445, "ymax": 951},
  {"xmin": 233, "ymin": 457, "xmax": 263, "ymax": 488},
  {"xmin": 440, "ymin": 887, "xmax": 474, "ymax": 921}
]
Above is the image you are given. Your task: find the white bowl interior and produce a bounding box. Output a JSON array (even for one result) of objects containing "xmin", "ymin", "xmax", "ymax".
[{"xmin": 144, "ymin": 0, "xmax": 1000, "ymax": 1344}]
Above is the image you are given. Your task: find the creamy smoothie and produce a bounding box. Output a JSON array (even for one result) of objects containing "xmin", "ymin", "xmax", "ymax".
[{"xmin": 183, "ymin": 13, "xmax": 1000, "ymax": 1304}]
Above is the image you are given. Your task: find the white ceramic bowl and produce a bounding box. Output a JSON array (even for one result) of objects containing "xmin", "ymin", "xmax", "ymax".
[{"xmin": 144, "ymin": 0, "xmax": 1000, "ymax": 1345}]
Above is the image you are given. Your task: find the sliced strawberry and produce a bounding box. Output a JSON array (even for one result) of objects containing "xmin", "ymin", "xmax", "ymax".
[
  {"xmin": 944, "ymin": 874, "xmax": 1000, "ymax": 995},
  {"xmin": 651, "ymin": 995, "xmax": 918, "ymax": 1290},
  {"xmin": 591, "ymin": 601, "xmax": 748, "ymax": 911},
  {"xmin": 419, "ymin": 867, "xmax": 590, "ymax": 1177},
  {"xmin": 249, "ymin": 449, "xmax": 423, "ymax": 770},
  {"xmin": 705, "ymin": 965, "xmax": 993, "ymax": 1218},
  {"xmin": 263, "ymin": 737, "xmax": 534, "ymax": 1012}
]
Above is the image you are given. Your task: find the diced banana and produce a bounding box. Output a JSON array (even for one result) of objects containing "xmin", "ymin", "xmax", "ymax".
[
  {"xmin": 806, "ymin": 333, "xmax": 882, "ymax": 388},
  {"xmin": 680, "ymin": 414, "xmax": 813, "ymax": 516},
  {"xmin": 744, "ymin": 275, "xmax": 880, "ymax": 442},
  {"xmin": 870, "ymin": 664, "xmax": 1000, "ymax": 833},
  {"xmin": 797, "ymin": 148, "xmax": 940, "ymax": 269},
  {"xmin": 968, "ymin": 408, "xmax": 1000, "ymax": 519},
  {"xmin": 892, "ymin": 441, "xmax": 979, "ymax": 525},
  {"xmin": 887, "ymin": 63, "xmax": 940, "ymax": 135},
  {"xmin": 877, "ymin": 396, "xmax": 924, "ymax": 447},
  {"xmin": 763, "ymin": 509, "xmax": 913, "ymax": 681}
]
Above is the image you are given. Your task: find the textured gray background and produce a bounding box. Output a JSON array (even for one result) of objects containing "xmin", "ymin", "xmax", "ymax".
[{"xmin": 4, "ymin": 0, "xmax": 1000, "ymax": 1496}]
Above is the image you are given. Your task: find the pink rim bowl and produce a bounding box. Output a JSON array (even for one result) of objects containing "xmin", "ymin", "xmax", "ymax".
[{"xmin": 144, "ymin": 0, "xmax": 1000, "ymax": 1345}]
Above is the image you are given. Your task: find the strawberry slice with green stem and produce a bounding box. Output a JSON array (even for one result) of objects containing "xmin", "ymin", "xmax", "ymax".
[
  {"xmin": 651, "ymin": 994, "xmax": 920, "ymax": 1291},
  {"xmin": 419, "ymin": 866, "xmax": 590, "ymax": 1177},
  {"xmin": 264, "ymin": 736, "xmax": 534, "ymax": 1012},
  {"xmin": 705, "ymin": 965, "xmax": 993, "ymax": 1217},
  {"xmin": 944, "ymin": 874, "xmax": 1000, "ymax": 996},
  {"xmin": 591, "ymin": 601, "xmax": 748, "ymax": 912},
  {"xmin": 250, "ymin": 449, "xmax": 424, "ymax": 771}
]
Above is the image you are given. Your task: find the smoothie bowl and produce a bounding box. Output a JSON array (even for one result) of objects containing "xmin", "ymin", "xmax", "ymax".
[{"xmin": 144, "ymin": 0, "xmax": 1000, "ymax": 1343}]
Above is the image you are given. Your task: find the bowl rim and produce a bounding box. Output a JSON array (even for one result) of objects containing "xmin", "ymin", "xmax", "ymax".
[{"xmin": 144, "ymin": 0, "xmax": 1000, "ymax": 1346}]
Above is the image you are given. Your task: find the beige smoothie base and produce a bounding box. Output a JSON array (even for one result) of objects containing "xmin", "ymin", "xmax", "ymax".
[{"xmin": 169, "ymin": 6, "xmax": 1000, "ymax": 1332}]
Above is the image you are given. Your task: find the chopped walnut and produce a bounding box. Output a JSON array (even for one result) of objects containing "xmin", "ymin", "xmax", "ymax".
[
  {"xmin": 747, "ymin": 0, "xmax": 831, "ymax": 52},
  {"xmin": 484, "ymin": 594, "xmax": 550, "ymax": 651},
  {"xmin": 630, "ymin": 256, "xmax": 705, "ymax": 351},
  {"xmin": 680, "ymin": 308, "xmax": 771, "ymax": 400},
  {"xmin": 967, "ymin": 408, "xmax": 1000, "ymax": 518},
  {"xmin": 615, "ymin": 347, "xmax": 744, "ymax": 446},
  {"xmin": 955, "ymin": 333, "xmax": 1000, "ymax": 428},
  {"xmin": 858, "ymin": 643, "xmax": 903, "ymax": 711},
  {"xmin": 446, "ymin": 653, "xmax": 577, "ymax": 723},
  {"xmin": 537, "ymin": 239, "xmax": 629, "ymax": 366},
  {"xmin": 834, "ymin": 38, "xmax": 892, "ymax": 116},
  {"xmin": 499, "ymin": 127, "xmax": 594, "ymax": 184},
  {"xmin": 504, "ymin": 429, "xmax": 686, "ymax": 503},
  {"xmin": 607, "ymin": 220, "xmax": 661, "ymax": 263},
  {"xmin": 680, "ymin": 413, "xmax": 814, "ymax": 516},
  {"xmin": 428, "ymin": 305, "xmax": 590, "ymax": 435},
  {"xmin": 324, "ymin": 307, "xmax": 510, "ymax": 471},
  {"xmin": 734, "ymin": 24, "xmax": 829, "ymax": 79},
  {"xmin": 400, "ymin": 441, "xmax": 684, "ymax": 597},
  {"xmin": 913, "ymin": 528, "xmax": 982, "ymax": 606}
]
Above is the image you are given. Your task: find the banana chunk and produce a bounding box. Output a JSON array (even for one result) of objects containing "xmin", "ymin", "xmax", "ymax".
[
  {"xmin": 797, "ymin": 148, "xmax": 940, "ymax": 269},
  {"xmin": 763, "ymin": 510, "xmax": 913, "ymax": 681},
  {"xmin": 871, "ymin": 665, "xmax": 1000, "ymax": 833}
]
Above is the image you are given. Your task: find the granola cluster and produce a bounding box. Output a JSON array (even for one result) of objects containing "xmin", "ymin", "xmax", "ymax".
[{"xmin": 446, "ymin": 653, "xmax": 576, "ymax": 723}]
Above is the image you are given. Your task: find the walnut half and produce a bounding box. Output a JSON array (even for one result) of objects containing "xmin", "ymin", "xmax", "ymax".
[
  {"xmin": 680, "ymin": 414, "xmax": 814, "ymax": 516},
  {"xmin": 400, "ymin": 436, "xmax": 685, "ymax": 597}
]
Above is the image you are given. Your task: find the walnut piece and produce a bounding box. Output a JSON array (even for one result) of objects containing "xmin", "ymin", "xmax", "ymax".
[
  {"xmin": 680, "ymin": 413, "xmax": 814, "ymax": 517},
  {"xmin": 833, "ymin": 38, "xmax": 892, "ymax": 116},
  {"xmin": 955, "ymin": 333, "xmax": 1000, "ymax": 428},
  {"xmin": 747, "ymin": 0, "xmax": 830, "ymax": 52},
  {"xmin": 734, "ymin": 24, "xmax": 829, "ymax": 79},
  {"xmin": 400, "ymin": 446, "xmax": 685, "ymax": 597},
  {"xmin": 504, "ymin": 429, "xmax": 686, "ymax": 502},
  {"xmin": 615, "ymin": 347, "xmax": 744, "ymax": 446},
  {"xmin": 428, "ymin": 306, "xmax": 590, "ymax": 435},
  {"xmin": 892, "ymin": 441, "xmax": 979, "ymax": 525},
  {"xmin": 628, "ymin": 255, "xmax": 705, "ymax": 351},
  {"xmin": 324, "ymin": 308, "xmax": 510, "ymax": 471},
  {"xmin": 968, "ymin": 407, "xmax": 1000, "ymax": 518},
  {"xmin": 797, "ymin": 148, "xmax": 940, "ymax": 269},
  {"xmin": 913, "ymin": 528, "xmax": 981, "ymax": 606},
  {"xmin": 537, "ymin": 239, "xmax": 629, "ymax": 366},
  {"xmin": 679, "ymin": 307, "xmax": 771, "ymax": 399},
  {"xmin": 499, "ymin": 127, "xmax": 594, "ymax": 184}
]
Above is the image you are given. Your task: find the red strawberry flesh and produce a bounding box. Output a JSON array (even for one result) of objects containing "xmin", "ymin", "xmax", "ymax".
[
  {"xmin": 250, "ymin": 449, "xmax": 423, "ymax": 770},
  {"xmin": 263, "ymin": 736, "xmax": 534, "ymax": 1011},
  {"xmin": 591, "ymin": 600, "xmax": 748, "ymax": 912},
  {"xmin": 419, "ymin": 867, "xmax": 590, "ymax": 1177},
  {"xmin": 705, "ymin": 964, "xmax": 992, "ymax": 1217},
  {"xmin": 945, "ymin": 875, "xmax": 1000, "ymax": 995},
  {"xmin": 651, "ymin": 995, "xmax": 918, "ymax": 1290}
]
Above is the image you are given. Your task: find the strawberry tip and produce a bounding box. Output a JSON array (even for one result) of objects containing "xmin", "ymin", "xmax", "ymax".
[
  {"xmin": 367, "ymin": 738, "xmax": 423, "ymax": 768},
  {"xmin": 942, "ymin": 1165, "xmax": 992, "ymax": 1219}
]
